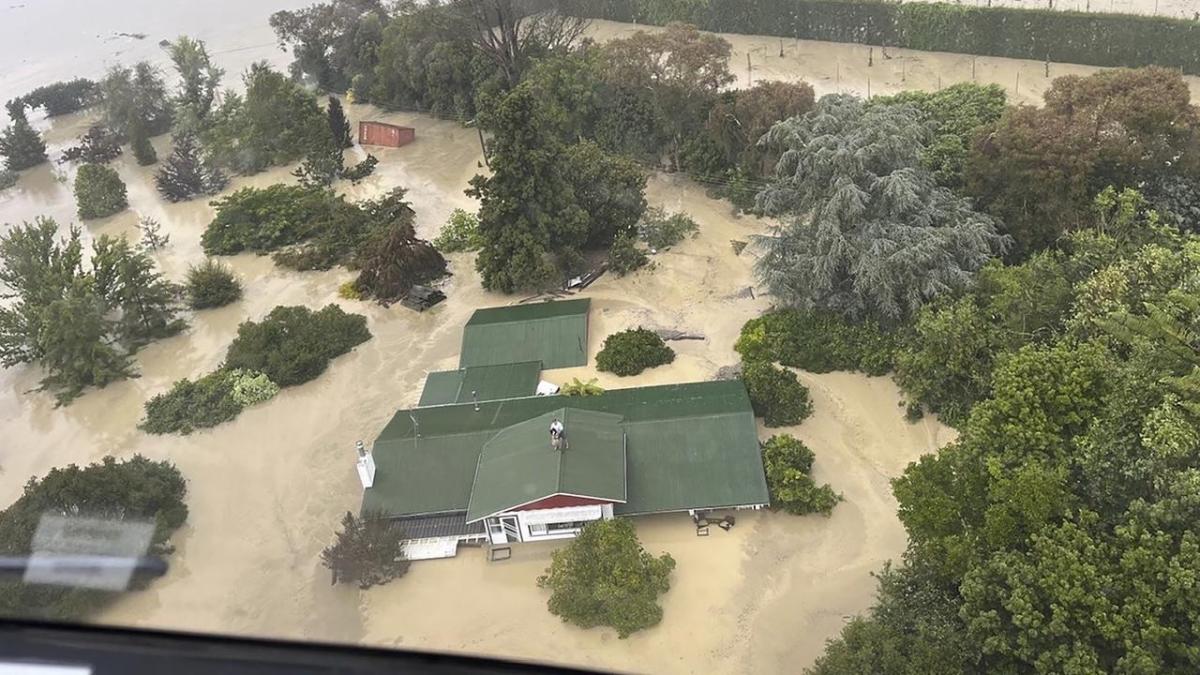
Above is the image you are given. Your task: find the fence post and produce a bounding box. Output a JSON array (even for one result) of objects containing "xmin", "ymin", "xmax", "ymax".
[
  {"xmin": 869, "ymin": 47, "xmax": 873, "ymax": 67},
  {"xmin": 747, "ymin": 52, "xmax": 752, "ymax": 85}
]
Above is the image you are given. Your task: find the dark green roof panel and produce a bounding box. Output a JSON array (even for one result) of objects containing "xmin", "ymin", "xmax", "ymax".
[
  {"xmin": 466, "ymin": 408, "xmax": 626, "ymax": 522},
  {"xmin": 417, "ymin": 362, "xmax": 541, "ymax": 407},
  {"xmin": 459, "ymin": 299, "xmax": 589, "ymax": 369},
  {"xmin": 364, "ymin": 381, "xmax": 768, "ymax": 519}
]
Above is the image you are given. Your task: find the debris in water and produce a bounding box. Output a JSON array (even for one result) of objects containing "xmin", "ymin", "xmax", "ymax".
[
  {"xmin": 655, "ymin": 329, "xmax": 705, "ymax": 341},
  {"xmin": 730, "ymin": 240, "xmax": 747, "ymax": 255}
]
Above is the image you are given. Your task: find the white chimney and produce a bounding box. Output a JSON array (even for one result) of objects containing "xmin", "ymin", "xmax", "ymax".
[{"xmin": 356, "ymin": 440, "xmax": 376, "ymax": 489}]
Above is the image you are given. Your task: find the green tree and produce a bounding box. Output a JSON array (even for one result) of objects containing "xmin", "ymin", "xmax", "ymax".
[
  {"xmin": 875, "ymin": 83, "xmax": 1006, "ymax": 190},
  {"xmin": 0, "ymin": 113, "xmax": 48, "ymax": 171},
  {"xmin": 595, "ymin": 327, "xmax": 675, "ymax": 376},
  {"xmin": 967, "ymin": 67, "xmax": 1200, "ymax": 256},
  {"xmin": 73, "ymin": 163, "xmax": 127, "ymax": 219},
  {"xmin": 0, "ymin": 219, "xmax": 85, "ymax": 368},
  {"xmin": 90, "ymin": 235, "xmax": 186, "ymax": 349},
  {"xmin": 537, "ymin": 518, "xmax": 675, "ymax": 638},
  {"xmin": 564, "ymin": 140, "xmax": 647, "ymax": 248},
  {"xmin": 755, "ymin": 94, "xmax": 1009, "ymax": 322},
  {"xmin": 327, "ymin": 96, "xmax": 353, "ymax": 148},
  {"xmin": 60, "ymin": 124, "xmax": 122, "ymax": 164},
  {"xmin": 456, "ymin": 0, "xmax": 588, "ymax": 87},
  {"xmin": 601, "ymin": 22, "xmax": 734, "ymax": 166},
  {"xmin": 155, "ymin": 133, "xmax": 228, "ymax": 202},
  {"xmin": 202, "ymin": 63, "xmax": 327, "ymax": 175},
  {"xmin": 468, "ymin": 85, "xmax": 588, "ymax": 291},
  {"xmin": 761, "ymin": 435, "xmax": 841, "ymax": 515},
  {"xmin": 292, "ymin": 133, "xmax": 344, "ymax": 188},
  {"xmin": 0, "ymin": 455, "xmax": 187, "ymax": 621},
  {"xmin": 320, "ymin": 511, "xmax": 410, "ymax": 589},
  {"xmin": 98, "ymin": 62, "xmax": 172, "ymax": 138},
  {"xmin": 15, "ymin": 79, "xmax": 97, "ymax": 117},
  {"xmin": 223, "ymin": 304, "xmax": 371, "ymax": 387},
  {"xmin": 894, "ymin": 297, "xmax": 1003, "ymax": 426},
  {"xmin": 703, "ymin": 80, "xmax": 816, "ymax": 175},
  {"xmin": 270, "ymin": 0, "xmax": 389, "ymax": 93},
  {"xmin": 432, "ymin": 208, "xmax": 483, "ymax": 253},
  {"xmin": 168, "ymin": 36, "xmax": 224, "ymax": 133},
  {"xmin": 352, "ymin": 192, "xmax": 446, "ymax": 304},
  {"xmin": 129, "ymin": 123, "xmax": 157, "ymax": 165},
  {"xmin": 742, "ymin": 360, "xmax": 813, "ymax": 427},
  {"xmin": 139, "ymin": 370, "xmax": 243, "ymax": 435},
  {"xmin": 185, "ymin": 259, "xmax": 242, "ymax": 309},
  {"xmin": 37, "ymin": 279, "xmax": 134, "ymax": 405}
]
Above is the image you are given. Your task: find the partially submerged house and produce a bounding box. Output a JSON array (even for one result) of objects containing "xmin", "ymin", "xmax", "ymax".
[{"xmin": 359, "ymin": 299, "xmax": 769, "ymax": 560}]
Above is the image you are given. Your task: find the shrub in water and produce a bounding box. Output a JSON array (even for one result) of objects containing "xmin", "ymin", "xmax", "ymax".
[
  {"xmin": 223, "ymin": 304, "xmax": 371, "ymax": 387},
  {"xmin": 608, "ymin": 232, "xmax": 648, "ymax": 276},
  {"xmin": 736, "ymin": 309, "xmax": 895, "ymax": 375},
  {"xmin": 742, "ymin": 361, "xmax": 813, "ymax": 427},
  {"xmin": 432, "ymin": 208, "xmax": 483, "ymax": 253},
  {"xmin": 139, "ymin": 370, "xmax": 242, "ymax": 435},
  {"xmin": 321, "ymin": 511, "xmax": 410, "ymax": 589},
  {"xmin": 74, "ymin": 163, "xmax": 127, "ymax": 219},
  {"xmin": 638, "ymin": 207, "xmax": 698, "ymax": 250},
  {"xmin": 596, "ymin": 327, "xmax": 675, "ymax": 376},
  {"xmin": 226, "ymin": 369, "xmax": 280, "ymax": 407},
  {"xmin": 761, "ymin": 434, "xmax": 842, "ymax": 516},
  {"xmin": 185, "ymin": 259, "xmax": 242, "ymax": 309}
]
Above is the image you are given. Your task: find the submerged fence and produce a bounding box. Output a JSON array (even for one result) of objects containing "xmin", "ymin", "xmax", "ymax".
[{"xmin": 556, "ymin": 0, "xmax": 1200, "ymax": 74}]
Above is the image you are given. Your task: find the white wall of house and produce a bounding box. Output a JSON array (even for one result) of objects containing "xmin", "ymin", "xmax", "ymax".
[{"xmin": 484, "ymin": 503, "xmax": 612, "ymax": 544}]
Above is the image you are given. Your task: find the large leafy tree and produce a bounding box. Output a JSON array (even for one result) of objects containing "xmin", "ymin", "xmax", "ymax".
[
  {"xmin": 98, "ymin": 62, "xmax": 172, "ymax": 139},
  {"xmin": 563, "ymin": 140, "xmax": 647, "ymax": 248},
  {"xmin": 201, "ymin": 63, "xmax": 327, "ymax": 175},
  {"xmin": 36, "ymin": 279, "xmax": 134, "ymax": 404},
  {"xmin": 754, "ymin": 94, "xmax": 1009, "ymax": 323},
  {"xmin": 967, "ymin": 67, "xmax": 1200, "ymax": 256},
  {"xmin": 468, "ymin": 84, "xmax": 588, "ymax": 291},
  {"xmin": 269, "ymin": 0, "xmax": 389, "ymax": 93},
  {"xmin": 168, "ymin": 36, "xmax": 224, "ymax": 133},
  {"xmin": 875, "ymin": 83, "xmax": 1006, "ymax": 190},
  {"xmin": 456, "ymin": 0, "xmax": 588, "ymax": 87},
  {"xmin": 704, "ymin": 80, "xmax": 816, "ymax": 174},
  {"xmin": 367, "ymin": 3, "xmax": 497, "ymax": 115},
  {"xmin": 537, "ymin": 518, "xmax": 675, "ymax": 638},
  {"xmin": 0, "ymin": 112, "xmax": 48, "ymax": 171},
  {"xmin": 601, "ymin": 22, "xmax": 733, "ymax": 165}
]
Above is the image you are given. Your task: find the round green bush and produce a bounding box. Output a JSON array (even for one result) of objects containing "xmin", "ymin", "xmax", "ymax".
[
  {"xmin": 596, "ymin": 327, "xmax": 675, "ymax": 376},
  {"xmin": 74, "ymin": 163, "xmax": 127, "ymax": 219},
  {"xmin": 186, "ymin": 259, "xmax": 243, "ymax": 309},
  {"xmin": 742, "ymin": 360, "xmax": 813, "ymax": 427}
]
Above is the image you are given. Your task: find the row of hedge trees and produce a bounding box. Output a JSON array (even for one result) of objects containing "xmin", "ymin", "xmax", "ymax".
[{"xmin": 555, "ymin": 0, "xmax": 1200, "ymax": 73}]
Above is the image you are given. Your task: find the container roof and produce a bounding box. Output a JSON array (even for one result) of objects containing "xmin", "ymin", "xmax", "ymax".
[
  {"xmin": 417, "ymin": 361, "xmax": 541, "ymax": 407},
  {"xmin": 459, "ymin": 299, "xmax": 590, "ymax": 369},
  {"xmin": 362, "ymin": 380, "xmax": 768, "ymax": 520},
  {"xmin": 465, "ymin": 408, "xmax": 626, "ymax": 522}
]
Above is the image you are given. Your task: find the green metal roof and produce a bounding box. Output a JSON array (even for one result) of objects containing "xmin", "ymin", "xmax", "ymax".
[
  {"xmin": 417, "ymin": 361, "xmax": 541, "ymax": 407},
  {"xmin": 459, "ymin": 299, "xmax": 590, "ymax": 369},
  {"xmin": 465, "ymin": 408, "xmax": 626, "ymax": 522},
  {"xmin": 362, "ymin": 380, "xmax": 769, "ymax": 519}
]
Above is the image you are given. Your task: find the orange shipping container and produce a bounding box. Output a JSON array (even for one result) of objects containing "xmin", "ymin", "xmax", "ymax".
[{"xmin": 358, "ymin": 121, "xmax": 416, "ymax": 148}]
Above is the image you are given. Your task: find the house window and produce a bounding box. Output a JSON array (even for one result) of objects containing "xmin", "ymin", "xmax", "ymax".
[
  {"xmin": 528, "ymin": 523, "xmax": 548, "ymax": 535},
  {"xmin": 547, "ymin": 521, "xmax": 588, "ymax": 532}
]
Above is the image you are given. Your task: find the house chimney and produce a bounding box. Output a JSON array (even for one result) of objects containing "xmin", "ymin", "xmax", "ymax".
[{"xmin": 356, "ymin": 440, "xmax": 376, "ymax": 489}]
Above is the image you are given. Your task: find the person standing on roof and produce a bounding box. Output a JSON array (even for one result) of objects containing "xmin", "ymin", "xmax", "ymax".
[{"xmin": 549, "ymin": 417, "xmax": 565, "ymax": 449}]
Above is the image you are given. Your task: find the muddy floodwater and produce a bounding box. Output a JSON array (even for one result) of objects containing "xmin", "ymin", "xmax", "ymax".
[{"xmin": 25, "ymin": 2, "xmax": 1193, "ymax": 671}]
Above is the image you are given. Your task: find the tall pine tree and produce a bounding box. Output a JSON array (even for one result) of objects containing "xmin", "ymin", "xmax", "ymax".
[
  {"xmin": 0, "ymin": 113, "xmax": 48, "ymax": 171},
  {"xmin": 468, "ymin": 84, "xmax": 588, "ymax": 292},
  {"xmin": 327, "ymin": 96, "xmax": 353, "ymax": 149},
  {"xmin": 155, "ymin": 133, "xmax": 227, "ymax": 201}
]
